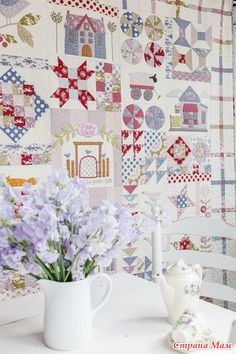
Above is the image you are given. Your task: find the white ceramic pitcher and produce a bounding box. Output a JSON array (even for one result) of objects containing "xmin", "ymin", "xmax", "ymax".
[{"xmin": 39, "ymin": 273, "xmax": 112, "ymax": 351}]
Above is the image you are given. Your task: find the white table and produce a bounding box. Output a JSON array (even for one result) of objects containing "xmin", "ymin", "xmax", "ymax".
[{"xmin": 0, "ymin": 273, "xmax": 235, "ymax": 354}]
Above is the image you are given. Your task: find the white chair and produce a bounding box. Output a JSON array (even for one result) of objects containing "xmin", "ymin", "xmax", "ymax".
[
  {"xmin": 229, "ymin": 320, "xmax": 236, "ymax": 344},
  {"xmin": 146, "ymin": 194, "xmax": 236, "ymax": 304}
]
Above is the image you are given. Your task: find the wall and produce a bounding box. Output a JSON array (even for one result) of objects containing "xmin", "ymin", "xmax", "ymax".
[{"xmin": 0, "ymin": 0, "xmax": 235, "ymax": 308}]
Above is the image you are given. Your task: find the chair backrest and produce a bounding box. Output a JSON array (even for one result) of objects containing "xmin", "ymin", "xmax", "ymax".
[{"xmin": 154, "ymin": 217, "xmax": 236, "ymax": 303}]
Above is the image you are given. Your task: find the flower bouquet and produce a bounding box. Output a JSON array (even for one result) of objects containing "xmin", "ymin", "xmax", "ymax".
[{"xmin": 0, "ymin": 171, "xmax": 152, "ymax": 350}]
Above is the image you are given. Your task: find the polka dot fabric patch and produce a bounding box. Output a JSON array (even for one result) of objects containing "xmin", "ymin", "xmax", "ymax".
[
  {"xmin": 122, "ymin": 157, "xmax": 143, "ymax": 183},
  {"xmin": 48, "ymin": 0, "xmax": 119, "ymax": 18},
  {"xmin": 0, "ymin": 68, "xmax": 49, "ymax": 143},
  {"xmin": 144, "ymin": 131, "xmax": 163, "ymax": 155}
]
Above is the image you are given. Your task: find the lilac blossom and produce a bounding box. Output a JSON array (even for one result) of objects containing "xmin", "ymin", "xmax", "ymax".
[{"xmin": 0, "ymin": 170, "xmax": 154, "ymax": 282}]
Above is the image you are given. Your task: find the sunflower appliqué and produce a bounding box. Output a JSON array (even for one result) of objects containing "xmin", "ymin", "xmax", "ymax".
[{"xmin": 172, "ymin": 234, "xmax": 199, "ymax": 251}]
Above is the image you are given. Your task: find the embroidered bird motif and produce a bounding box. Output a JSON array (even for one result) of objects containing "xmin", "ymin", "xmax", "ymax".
[
  {"xmin": 0, "ymin": 0, "xmax": 29, "ymax": 23},
  {"xmin": 149, "ymin": 73, "xmax": 157, "ymax": 83},
  {"xmin": 64, "ymin": 153, "xmax": 71, "ymax": 160}
]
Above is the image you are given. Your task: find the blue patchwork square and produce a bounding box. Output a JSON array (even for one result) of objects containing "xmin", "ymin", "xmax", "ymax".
[
  {"xmin": 197, "ymin": 32, "xmax": 206, "ymax": 40},
  {"xmin": 177, "ymin": 195, "xmax": 187, "ymax": 208}
]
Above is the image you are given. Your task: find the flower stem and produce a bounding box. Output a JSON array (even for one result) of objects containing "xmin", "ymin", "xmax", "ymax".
[
  {"xmin": 0, "ymin": 22, "xmax": 18, "ymax": 30},
  {"xmin": 34, "ymin": 256, "xmax": 55, "ymax": 280}
]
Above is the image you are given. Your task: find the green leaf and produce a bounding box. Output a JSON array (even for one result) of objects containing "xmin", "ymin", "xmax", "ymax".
[
  {"xmin": 68, "ymin": 123, "xmax": 74, "ymax": 130},
  {"xmin": 19, "ymin": 13, "xmax": 41, "ymax": 26},
  {"xmin": 17, "ymin": 24, "xmax": 33, "ymax": 47},
  {"xmin": 52, "ymin": 141, "xmax": 58, "ymax": 148},
  {"xmin": 2, "ymin": 34, "xmax": 17, "ymax": 43}
]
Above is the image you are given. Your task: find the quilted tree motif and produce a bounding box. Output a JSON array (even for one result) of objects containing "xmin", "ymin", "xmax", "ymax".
[
  {"xmin": 50, "ymin": 58, "xmax": 95, "ymax": 109},
  {"xmin": 167, "ymin": 136, "xmax": 191, "ymax": 165},
  {"xmin": 0, "ymin": 68, "xmax": 48, "ymax": 143}
]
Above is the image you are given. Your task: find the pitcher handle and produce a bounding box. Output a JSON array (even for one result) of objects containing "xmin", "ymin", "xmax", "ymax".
[
  {"xmin": 90, "ymin": 273, "xmax": 112, "ymax": 315},
  {"xmin": 192, "ymin": 263, "xmax": 202, "ymax": 285}
]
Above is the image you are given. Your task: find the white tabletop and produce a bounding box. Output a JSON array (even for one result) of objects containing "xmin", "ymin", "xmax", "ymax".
[{"xmin": 0, "ymin": 273, "xmax": 235, "ymax": 354}]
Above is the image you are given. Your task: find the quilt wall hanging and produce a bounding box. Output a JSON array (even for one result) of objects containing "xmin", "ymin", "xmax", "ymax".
[{"xmin": 0, "ymin": 0, "xmax": 235, "ymax": 310}]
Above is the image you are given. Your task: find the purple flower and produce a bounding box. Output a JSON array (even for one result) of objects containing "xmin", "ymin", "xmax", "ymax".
[
  {"xmin": 0, "ymin": 171, "xmax": 154, "ymax": 282},
  {"xmin": 37, "ymin": 250, "xmax": 59, "ymax": 264},
  {"xmin": 72, "ymin": 270, "xmax": 84, "ymax": 282}
]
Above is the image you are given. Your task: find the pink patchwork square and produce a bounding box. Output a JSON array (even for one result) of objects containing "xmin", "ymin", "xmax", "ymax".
[
  {"xmin": 96, "ymin": 81, "xmax": 105, "ymax": 92},
  {"xmin": 103, "ymin": 63, "xmax": 113, "ymax": 73},
  {"xmin": 112, "ymin": 92, "xmax": 121, "ymax": 103}
]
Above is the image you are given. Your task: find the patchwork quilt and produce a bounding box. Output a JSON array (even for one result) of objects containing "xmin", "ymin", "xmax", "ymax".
[{"xmin": 0, "ymin": 0, "xmax": 235, "ymax": 310}]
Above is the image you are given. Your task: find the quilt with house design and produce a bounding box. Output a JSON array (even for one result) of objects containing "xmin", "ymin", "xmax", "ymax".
[{"xmin": 0, "ymin": 0, "xmax": 235, "ymax": 311}]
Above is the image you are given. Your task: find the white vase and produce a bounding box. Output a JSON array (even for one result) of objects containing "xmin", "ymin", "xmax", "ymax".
[{"xmin": 39, "ymin": 274, "xmax": 112, "ymax": 351}]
